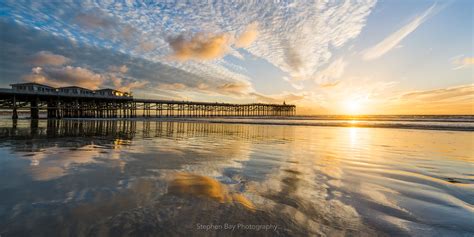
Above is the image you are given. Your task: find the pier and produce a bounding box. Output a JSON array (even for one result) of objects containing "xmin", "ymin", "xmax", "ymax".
[{"xmin": 0, "ymin": 83, "xmax": 296, "ymax": 119}]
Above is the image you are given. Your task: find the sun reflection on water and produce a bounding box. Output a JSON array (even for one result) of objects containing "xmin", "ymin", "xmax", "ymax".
[{"xmin": 349, "ymin": 127, "xmax": 359, "ymax": 147}]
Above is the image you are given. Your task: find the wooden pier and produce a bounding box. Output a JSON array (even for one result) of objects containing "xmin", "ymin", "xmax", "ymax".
[{"xmin": 0, "ymin": 88, "xmax": 296, "ymax": 119}]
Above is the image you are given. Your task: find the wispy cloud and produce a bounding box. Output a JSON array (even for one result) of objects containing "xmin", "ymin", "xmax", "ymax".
[
  {"xmin": 158, "ymin": 83, "xmax": 188, "ymax": 91},
  {"xmin": 363, "ymin": 4, "xmax": 436, "ymax": 60},
  {"xmin": 235, "ymin": 22, "xmax": 259, "ymax": 48},
  {"xmin": 110, "ymin": 75, "xmax": 148, "ymax": 92},
  {"xmin": 397, "ymin": 84, "xmax": 474, "ymax": 102},
  {"xmin": 166, "ymin": 22, "xmax": 260, "ymax": 61},
  {"xmin": 385, "ymin": 84, "xmax": 474, "ymax": 114},
  {"xmin": 248, "ymin": 1, "xmax": 376, "ymax": 80},
  {"xmin": 23, "ymin": 66, "xmax": 105, "ymax": 89},
  {"xmin": 319, "ymin": 81, "xmax": 341, "ymax": 88},
  {"xmin": 452, "ymin": 56, "xmax": 474, "ymax": 70},
  {"xmin": 23, "ymin": 62, "xmax": 147, "ymax": 92},
  {"xmin": 155, "ymin": 81, "xmax": 252, "ymax": 97},
  {"xmin": 108, "ymin": 65, "xmax": 129, "ymax": 74},
  {"xmin": 216, "ymin": 81, "xmax": 252, "ymax": 95},
  {"xmin": 314, "ymin": 58, "xmax": 347, "ymax": 87},
  {"xmin": 249, "ymin": 92, "xmax": 306, "ymax": 104},
  {"xmin": 464, "ymin": 57, "xmax": 474, "ymax": 65},
  {"xmin": 30, "ymin": 51, "xmax": 71, "ymax": 66},
  {"xmin": 282, "ymin": 77, "xmax": 304, "ymax": 90},
  {"xmin": 166, "ymin": 32, "xmax": 233, "ymax": 61},
  {"xmin": 74, "ymin": 11, "xmax": 115, "ymax": 30}
]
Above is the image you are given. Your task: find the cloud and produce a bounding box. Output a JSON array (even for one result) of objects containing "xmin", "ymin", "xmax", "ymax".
[
  {"xmin": 464, "ymin": 57, "xmax": 474, "ymax": 65},
  {"xmin": 250, "ymin": 92, "xmax": 306, "ymax": 104},
  {"xmin": 24, "ymin": 65, "xmax": 148, "ymax": 92},
  {"xmin": 158, "ymin": 83, "xmax": 188, "ymax": 90},
  {"xmin": 30, "ymin": 51, "xmax": 71, "ymax": 66},
  {"xmin": 452, "ymin": 56, "xmax": 474, "ymax": 70},
  {"xmin": 282, "ymin": 76, "xmax": 304, "ymax": 90},
  {"xmin": 24, "ymin": 66, "xmax": 105, "ymax": 89},
  {"xmin": 109, "ymin": 75, "xmax": 147, "ymax": 92},
  {"xmin": 235, "ymin": 22, "xmax": 259, "ymax": 48},
  {"xmin": 22, "ymin": 70, "xmax": 49, "ymax": 85},
  {"xmin": 363, "ymin": 4, "xmax": 436, "ymax": 60},
  {"xmin": 319, "ymin": 81, "xmax": 341, "ymax": 88},
  {"xmin": 216, "ymin": 82, "xmax": 252, "ymax": 95},
  {"xmin": 385, "ymin": 84, "xmax": 474, "ymax": 114},
  {"xmin": 314, "ymin": 58, "xmax": 346, "ymax": 87},
  {"xmin": 108, "ymin": 71, "xmax": 149, "ymax": 92},
  {"xmin": 116, "ymin": 81, "xmax": 148, "ymax": 92},
  {"xmin": 166, "ymin": 33, "xmax": 233, "ymax": 61},
  {"xmin": 398, "ymin": 84, "xmax": 474, "ymax": 102},
  {"xmin": 289, "ymin": 83, "xmax": 304, "ymax": 90},
  {"xmin": 241, "ymin": 1, "xmax": 376, "ymax": 80},
  {"xmin": 157, "ymin": 81, "xmax": 251, "ymax": 97},
  {"xmin": 109, "ymin": 65, "xmax": 129, "ymax": 74},
  {"xmin": 166, "ymin": 22, "xmax": 259, "ymax": 61},
  {"xmin": 1, "ymin": 20, "xmax": 253, "ymax": 101},
  {"xmin": 74, "ymin": 12, "xmax": 115, "ymax": 29},
  {"xmin": 284, "ymin": 47, "xmax": 304, "ymax": 74},
  {"xmin": 3, "ymin": 1, "xmax": 378, "ymax": 103},
  {"xmin": 197, "ymin": 83, "xmax": 210, "ymax": 90},
  {"xmin": 32, "ymin": 66, "xmax": 42, "ymax": 74},
  {"xmin": 138, "ymin": 41, "xmax": 156, "ymax": 52},
  {"xmin": 74, "ymin": 10, "xmax": 146, "ymax": 47},
  {"xmin": 121, "ymin": 25, "xmax": 136, "ymax": 40}
]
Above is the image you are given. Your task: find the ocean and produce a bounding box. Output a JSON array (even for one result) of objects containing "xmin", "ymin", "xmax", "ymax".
[
  {"xmin": 175, "ymin": 115, "xmax": 474, "ymax": 131},
  {"xmin": 0, "ymin": 116, "xmax": 472, "ymax": 236}
]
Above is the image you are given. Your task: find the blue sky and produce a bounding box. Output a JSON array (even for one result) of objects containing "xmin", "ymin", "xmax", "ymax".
[{"xmin": 0, "ymin": 0, "xmax": 472, "ymax": 114}]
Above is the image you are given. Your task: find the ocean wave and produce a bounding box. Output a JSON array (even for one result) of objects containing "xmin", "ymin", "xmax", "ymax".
[{"xmin": 172, "ymin": 117, "xmax": 474, "ymax": 132}]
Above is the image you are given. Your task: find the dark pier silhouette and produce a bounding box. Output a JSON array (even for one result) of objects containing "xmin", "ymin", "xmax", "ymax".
[{"xmin": 0, "ymin": 83, "xmax": 296, "ymax": 119}]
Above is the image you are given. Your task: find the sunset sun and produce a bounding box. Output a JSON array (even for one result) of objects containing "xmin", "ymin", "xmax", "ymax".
[{"xmin": 345, "ymin": 100, "xmax": 362, "ymax": 114}]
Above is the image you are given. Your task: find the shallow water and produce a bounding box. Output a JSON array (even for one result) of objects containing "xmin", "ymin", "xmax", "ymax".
[{"xmin": 0, "ymin": 119, "xmax": 472, "ymax": 236}]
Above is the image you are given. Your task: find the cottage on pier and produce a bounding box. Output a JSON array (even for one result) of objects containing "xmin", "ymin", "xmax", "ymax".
[
  {"xmin": 95, "ymin": 88, "xmax": 132, "ymax": 97},
  {"xmin": 58, "ymin": 86, "xmax": 95, "ymax": 96},
  {"xmin": 10, "ymin": 82, "xmax": 55, "ymax": 93}
]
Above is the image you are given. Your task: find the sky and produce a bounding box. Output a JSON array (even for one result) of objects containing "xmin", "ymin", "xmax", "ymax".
[{"xmin": 0, "ymin": 0, "xmax": 472, "ymax": 115}]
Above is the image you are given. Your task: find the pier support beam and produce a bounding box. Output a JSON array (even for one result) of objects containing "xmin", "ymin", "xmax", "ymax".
[
  {"xmin": 30, "ymin": 97, "xmax": 39, "ymax": 119},
  {"xmin": 12, "ymin": 96, "xmax": 18, "ymax": 119},
  {"xmin": 47, "ymin": 101, "xmax": 57, "ymax": 119}
]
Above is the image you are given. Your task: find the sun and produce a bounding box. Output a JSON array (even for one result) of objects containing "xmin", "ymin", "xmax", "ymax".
[{"xmin": 345, "ymin": 100, "xmax": 362, "ymax": 114}]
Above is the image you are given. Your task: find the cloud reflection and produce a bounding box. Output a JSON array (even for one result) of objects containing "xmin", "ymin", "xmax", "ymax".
[{"xmin": 168, "ymin": 172, "xmax": 255, "ymax": 210}]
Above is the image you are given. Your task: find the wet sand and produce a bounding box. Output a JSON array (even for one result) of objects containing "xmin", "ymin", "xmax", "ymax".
[{"xmin": 0, "ymin": 119, "xmax": 472, "ymax": 236}]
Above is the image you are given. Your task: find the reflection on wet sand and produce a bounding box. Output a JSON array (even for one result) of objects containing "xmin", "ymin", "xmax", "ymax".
[
  {"xmin": 0, "ymin": 119, "xmax": 472, "ymax": 236},
  {"xmin": 169, "ymin": 172, "xmax": 255, "ymax": 210}
]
